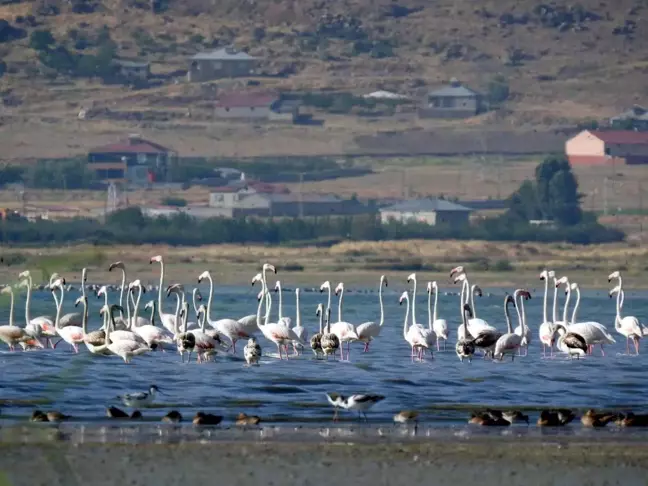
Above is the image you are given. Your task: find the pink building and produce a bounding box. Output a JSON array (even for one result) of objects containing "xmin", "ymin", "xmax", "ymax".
[{"xmin": 566, "ymin": 130, "xmax": 648, "ymax": 165}]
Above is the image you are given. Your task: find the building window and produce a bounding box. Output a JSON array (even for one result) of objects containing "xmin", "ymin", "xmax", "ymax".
[
  {"xmin": 137, "ymin": 153, "xmax": 147, "ymax": 164},
  {"xmin": 225, "ymin": 107, "xmax": 230, "ymax": 112},
  {"xmin": 605, "ymin": 147, "xmax": 611, "ymax": 156}
]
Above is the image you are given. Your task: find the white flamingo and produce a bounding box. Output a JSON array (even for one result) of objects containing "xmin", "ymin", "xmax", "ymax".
[
  {"xmin": 198, "ymin": 269, "xmax": 256, "ymax": 352},
  {"xmin": 18, "ymin": 270, "xmax": 56, "ymax": 347},
  {"xmin": 399, "ymin": 291, "xmax": 430, "ymax": 361},
  {"xmin": 493, "ymin": 292, "xmax": 526, "ymax": 361},
  {"xmin": 328, "ymin": 282, "xmax": 359, "ymax": 361},
  {"xmin": 355, "ymin": 275, "xmax": 388, "ymax": 352},
  {"xmin": 538, "ymin": 269, "xmax": 557, "ymax": 357},
  {"xmin": 50, "ymin": 278, "xmax": 84, "ymax": 353},
  {"xmin": 75, "ymin": 295, "xmax": 110, "ymax": 355},
  {"xmin": 291, "ymin": 288, "xmax": 308, "ymax": 355},
  {"xmin": 150, "ymin": 255, "xmax": 178, "ymax": 334},
  {"xmin": 513, "ymin": 288, "xmax": 532, "ymax": 356},
  {"xmin": 0, "ymin": 285, "xmax": 42, "ymax": 351},
  {"xmin": 609, "ymin": 284, "xmax": 641, "ymax": 355},
  {"xmin": 238, "ymin": 264, "xmax": 275, "ymax": 331},
  {"xmin": 274, "ymin": 280, "xmax": 292, "ymax": 328},
  {"xmin": 129, "ymin": 281, "xmax": 174, "ymax": 350},
  {"xmin": 256, "ymin": 287, "xmax": 301, "ymax": 360},
  {"xmin": 428, "ymin": 281, "xmax": 448, "ymax": 351},
  {"xmin": 609, "ymin": 270, "xmax": 642, "ymax": 355},
  {"xmin": 100, "ymin": 304, "xmax": 151, "ymax": 363},
  {"xmin": 566, "ymin": 280, "xmax": 616, "ymax": 355},
  {"xmin": 406, "ymin": 273, "xmax": 436, "ymax": 357},
  {"xmin": 452, "ymin": 272, "xmax": 496, "ymax": 338}
]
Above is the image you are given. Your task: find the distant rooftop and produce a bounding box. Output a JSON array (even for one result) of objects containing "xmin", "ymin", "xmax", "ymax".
[
  {"xmin": 587, "ymin": 130, "xmax": 648, "ymax": 145},
  {"xmin": 89, "ymin": 135, "xmax": 171, "ymax": 154},
  {"xmin": 215, "ymin": 92, "xmax": 278, "ymax": 109},
  {"xmin": 429, "ymin": 79, "xmax": 478, "ymax": 98},
  {"xmin": 382, "ymin": 198, "xmax": 473, "ymax": 213},
  {"xmin": 191, "ymin": 46, "xmax": 257, "ymax": 61}
]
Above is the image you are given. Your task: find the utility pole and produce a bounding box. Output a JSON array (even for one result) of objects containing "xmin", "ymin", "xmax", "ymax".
[{"xmin": 603, "ymin": 176, "xmax": 608, "ymax": 215}]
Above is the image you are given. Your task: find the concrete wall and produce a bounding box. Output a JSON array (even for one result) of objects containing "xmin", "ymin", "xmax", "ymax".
[
  {"xmin": 214, "ymin": 106, "xmax": 272, "ymax": 119},
  {"xmin": 188, "ymin": 59, "xmax": 257, "ymax": 82},
  {"xmin": 381, "ymin": 210, "xmax": 470, "ymax": 226},
  {"xmin": 419, "ymin": 95, "xmax": 478, "ymax": 119}
]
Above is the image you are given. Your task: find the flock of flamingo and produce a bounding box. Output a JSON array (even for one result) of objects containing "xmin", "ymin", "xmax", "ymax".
[{"xmin": 0, "ymin": 256, "xmax": 643, "ymax": 364}]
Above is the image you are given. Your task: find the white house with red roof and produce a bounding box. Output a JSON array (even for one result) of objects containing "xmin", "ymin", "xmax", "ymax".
[
  {"xmin": 566, "ymin": 130, "xmax": 648, "ymax": 165},
  {"xmin": 214, "ymin": 92, "xmax": 300, "ymax": 122}
]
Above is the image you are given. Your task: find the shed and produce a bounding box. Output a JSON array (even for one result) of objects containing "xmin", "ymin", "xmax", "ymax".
[
  {"xmin": 419, "ymin": 79, "xmax": 479, "ymax": 119},
  {"xmin": 188, "ymin": 46, "xmax": 258, "ymax": 82},
  {"xmin": 380, "ymin": 198, "xmax": 472, "ymax": 226},
  {"xmin": 565, "ymin": 130, "xmax": 648, "ymax": 165}
]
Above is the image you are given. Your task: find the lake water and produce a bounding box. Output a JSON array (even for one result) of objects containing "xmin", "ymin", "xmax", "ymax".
[{"xmin": 0, "ymin": 281, "xmax": 646, "ymax": 427}]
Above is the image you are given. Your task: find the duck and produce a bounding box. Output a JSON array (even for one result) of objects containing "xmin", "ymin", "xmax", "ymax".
[
  {"xmin": 30, "ymin": 410, "xmax": 49, "ymax": 422},
  {"xmin": 106, "ymin": 406, "xmax": 130, "ymax": 419},
  {"xmin": 130, "ymin": 410, "xmax": 143, "ymax": 420},
  {"xmin": 468, "ymin": 411, "xmax": 510, "ymax": 426},
  {"xmin": 46, "ymin": 411, "xmax": 71, "ymax": 423},
  {"xmin": 162, "ymin": 411, "xmax": 182, "ymax": 423},
  {"xmin": 581, "ymin": 409, "xmax": 618, "ymax": 428},
  {"xmin": 193, "ymin": 412, "xmax": 223, "ymax": 425},
  {"xmin": 236, "ymin": 413, "xmax": 261, "ymax": 426},
  {"xmin": 617, "ymin": 412, "xmax": 648, "ymax": 427},
  {"xmin": 537, "ymin": 409, "xmax": 576, "ymax": 426},
  {"xmin": 503, "ymin": 410, "xmax": 529, "ymax": 425}
]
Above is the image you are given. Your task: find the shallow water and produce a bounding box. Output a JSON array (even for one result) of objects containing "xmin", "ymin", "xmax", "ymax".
[{"xmin": 0, "ymin": 282, "xmax": 646, "ymax": 427}]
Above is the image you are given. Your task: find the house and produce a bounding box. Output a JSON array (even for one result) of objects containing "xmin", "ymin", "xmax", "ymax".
[
  {"xmin": 87, "ymin": 134, "xmax": 177, "ymax": 184},
  {"xmin": 208, "ymin": 184, "xmax": 371, "ymax": 218},
  {"xmin": 363, "ymin": 90, "xmax": 409, "ymax": 100},
  {"xmin": 380, "ymin": 198, "xmax": 473, "ymax": 226},
  {"xmin": 610, "ymin": 105, "xmax": 648, "ymax": 130},
  {"xmin": 419, "ymin": 78, "xmax": 480, "ymax": 119},
  {"xmin": 187, "ymin": 46, "xmax": 258, "ymax": 82},
  {"xmin": 113, "ymin": 59, "xmax": 150, "ymax": 82},
  {"xmin": 565, "ymin": 130, "xmax": 648, "ymax": 165},
  {"xmin": 214, "ymin": 92, "xmax": 300, "ymax": 122}
]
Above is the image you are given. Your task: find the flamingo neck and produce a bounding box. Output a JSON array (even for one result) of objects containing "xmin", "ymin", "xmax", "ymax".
[
  {"xmin": 118, "ymin": 270, "xmax": 126, "ymax": 319},
  {"xmin": 7, "ymin": 289, "xmax": 13, "ymax": 327},
  {"xmin": 378, "ymin": 279, "xmax": 385, "ymax": 327},
  {"xmin": 156, "ymin": 261, "xmax": 165, "ymax": 321},
  {"xmin": 410, "ymin": 279, "xmax": 417, "ymax": 325},
  {"xmin": 504, "ymin": 298, "xmax": 512, "ymax": 333},
  {"xmin": 277, "ymin": 282, "xmax": 283, "ymax": 321},
  {"xmin": 54, "ymin": 287, "xmax": 63, "ymax": 329},
  {"xmin": 570, "ymin": 287, "xmax": 580, "ymax": 324},
  {"xmin": 562, "ymin": 285, "xmax": 571, "ymax": 324},
  {"xmin": 132, "ymin": 286, "xmax": 143, "ymax": 325},
  {"xmin": 337, "ymin": 286, "xmax": 344, "ymax": 323},
  {"xmin": 615, "ymin": 286, "xmax": 622, "ymax": 328},
  {"xmin": 126, "ymin": 289, "xmax": 133, "ymax": 330},
  {"xmin": 149, "ymin": 302, "xmax": 156, "ymax": 326},
  {"xmin": 433, "ymin": 284, "xmax": 439, "ymax": 323},
  {"xmin": 513, "ymin": 291, "xmax": 523, "ymax": 329},
  {"xmin": 542, "ymin": 276, "xmax": 548, "ymax": 324},
  {"xmin": 470, "ymin": 284, "xmax": 478, "ymax": 319},
  {"xmin": 265, "ymin": 288, "xmax": 272, "ymax": 326},
  {"xmin": 552, "ymin": 278, "xmax": 559, "ymax": 323},
  {"xmin": 402, "ymin": 297, "xmax": 410, "ymax": 339},
  {"xmin": 81, "ymin": 298, "xmax": 88, "ymax": 334},
  {"xmin": 173, "ymin": 294, "xmax": 182, "ymax": 334},
  {"xmin": 318, "ymin": 309, "xmax": 323, "ymax": 333},
  {"xmin": 295, "ymin": 290, "xmax": 301, "ymax": 327},
  {"xmin": 24, "ymin": 276, "xmax": 32, "ymax": 324},
  {"xmin": 204, "ymin": 273, "xmax": 214, "ymax": 324},
  {"xmin": 427, "ymin": 288, "xmax": 433, "ymax": 330}
]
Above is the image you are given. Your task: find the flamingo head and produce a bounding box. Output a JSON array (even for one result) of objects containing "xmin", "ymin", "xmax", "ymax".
[
  {"xmin": 109, "ymin": 261, "xmax": 125, "ymax": 272},
  {"xmin": 50, "ymin": 278, "xmax": 65, "ymax": 290},
  {"xmin": 198, "ymin": 270, "xmax": 210, "ymax": 283},
  {"xmin": 128, "ymin": 279, "xmax": 142, "ymax": 291},
  {"xmin": 274, "ymin": 281, "xmax": 281, "ymax": 293},
  {"xmin": 18, "ymin": 270, "xmax": 30, "ymax": 279},
  {"xmin": 295, "ymin": 288, "xmax": 300, "ymax": 297},
  {"xmin": 426, "ymin": 281, "xmax": 432, "ymax": 294},
  {"xmin": 251, "ymin": 273, "xmax": 262, "ymax": 286},
  {"xmin": 257, "ymin": 289, "xmax": 264, "ymax": 302},
  {"xmin": 150, "ymin": 255, "xmax": 162, "ymax": 264},
  {"xmin": 316, "ymin": 303, "xmax": 323, "ymax": 317},
  {"xmin": 381, "ymin": 275, "xmax": 388, "ymax": 287},
  {"xmin": 555, "ymin": 276, "xmax": 569, "ymax": 289},
  {"xmin": 548, "ymin": 270, "xmax": 556, "ymax": 278},
  {"xmin": 262, "ymin": 263, "xmax": 276, "ymax": 274},
  {"xmin": 608, "ymin": 270, "xmax": 621, "ymax": 282},
  {"xmin": 334, "ymin": 282, "xmax": 344, "ymax": 296},
  {"xmin": 99, "ymin": 304, "xmax": 109, "ymax": 316},
  {"xmin": 166, "ymin": 283, "xmax": 184, "ymax": 297},
  {"xmin": 505, "ymin": 294, "xmax": 516, "ymax": 307},
  {"xmin": 399, "ymin": 291, "xmax": 408, "ymax": 305},
  {"xmin": 449, "ymin": 266, "xmax": 464, "ymax": 278},
  {"xmin": 609, "ymin": 285, "xmax": 621, "ymax": 299},
  {"xmin": 0, "ymin": 285, "xmax": 12, "ymax": 295},
  {"xmin": 539, "ymin": 270, "xmax": 548, "ymax": 280},
  {"xmin": 81, "ymin": 268, "xmax": 88, "ymax": 284},
  {"xmin": 406, "ymin": 273, "xmax": 416, "ymax": 284},
  {"xmin": 74, "ymin": 296, "xmax": 86, "ymax": 307},
  {"xmin": 144, "ymin": 300, "xmax": 155, "ymax": 311},
  {"xmin": 453, "ymin": 273, "xmax": 467, "ymax": 285},
  {"xmin": 96, "ymin": 285, "xmax": 107, "ymax": 298},
  {"xmin": 569, "ymin": 282, "xmax": 578, "ymax": 292},
  {"xmin": 517, "ymin": 289, "xmax": 532, "ymax": 301},
  {"xmin": 473, "ymin": 285, "xmax": 483, "ymax": 298},
  {"xmin": 462, "ymin": 303, "xmax": 473, "ymax": 318},
  {"xmin": 197, "ymin": 304, "xmax": 207, "ymax": 319},
  {"xmin": 320, "ymin": 281, "xmax": 330, "ymax": 293},
  {"xmin": 18, "ymin": 279, "xmax": 29, "ymax": 289}
]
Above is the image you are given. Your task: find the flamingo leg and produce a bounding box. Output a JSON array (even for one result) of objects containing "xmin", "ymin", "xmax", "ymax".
[
  {"xmin": 600, "ymin": 344, "xmax": 605, "ymax": 357},
  {"xmin": 436, "ymin": 340, "xmax": 440, "ymax": 352},
  {"xmin": 232, "ymin": 340, "xmax": 237, "ymax": 354},
  {"xmin": 363, "ymin": 342, "xmax": 369, "ymax": 353},
  {"xmin": 626, "ymin": 337, "xmax": 631, "ymax": 355},
  {"xmin": 347, "ymin": 341, "xmax": 351, "ymax": 361},
  {"xmin": 634, "ymin": 338, "xmax": 640, "ymax": 355}
]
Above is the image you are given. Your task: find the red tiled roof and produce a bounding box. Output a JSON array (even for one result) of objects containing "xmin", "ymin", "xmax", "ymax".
[
  {"xmin": 588, "ymin": 130, "xmax": 648, "ymax": 145},
  {"xmin": 90, "ymin": 138, "xmax": 171, "ymax": 154},
  {"xmin": 215, "ymin": 92, "xmax": 278, "ymax": 109}
]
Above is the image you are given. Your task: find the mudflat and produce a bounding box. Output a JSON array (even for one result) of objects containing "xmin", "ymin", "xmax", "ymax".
[{"xmin": 1, "ymin": 437, "xmax": 647, "ymax": 486}]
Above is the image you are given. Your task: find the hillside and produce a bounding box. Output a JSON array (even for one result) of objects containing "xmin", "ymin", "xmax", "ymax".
[{"xmin": 0, "ymin": 0, "xmax": 647, "ymax": 159}]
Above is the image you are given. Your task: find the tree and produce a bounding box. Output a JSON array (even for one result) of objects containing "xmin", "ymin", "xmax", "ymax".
[
  {"xmin": 488, "ymin": 74, "xmax": 510, "ymax": 105},
  {"xmin": 29, "ymin": 29, "xmax": 55, "ymax": 51},
  {"xmin": 534, "ymin": 155, "xmax": 582, "ymax": 225},
  {"xmin": 506, "ymin": 180, "xmax": 541, "ymax": 221}
]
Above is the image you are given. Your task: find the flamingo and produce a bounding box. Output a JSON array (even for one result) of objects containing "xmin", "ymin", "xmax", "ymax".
[
  {"xmin": 128, "ymin": 281, "xmax": 174, "ymax": 350},
  {"xmin": 609, "ymin": 285, "xmax": 641, "ymax": 355},
  {"xmin": 513, "ymin": 288, "xmax": 532, "ymax": 356},
  {"xmin": 50, "ymin": 278, "xmax": 84, "ymax": 352},
  {"xmin": 0, "ymin": 285, "xmax": 42, "ymax": 351},
  {"xmin": 150, "ymin": 255, "xmax": 178, "ymax": 334},
  {"xmin": 108, "ymin": 261, "xmax": 129, "ymax": 326},
  {"xmin": 609, "ymin": 270, "xmax": 642, "ymax": 355},
  {"xmin": 406, "ymin": 274, "xmax": 436, "ymax": 358},
  {"xmin": 563, "ymin": 279, "xmax": 616, "ymax": 356},
  {"xmin": 493, "ymin": 291, "xmax": 529, "ymax": 361},
  {"xmin": 398, "ymin": 291, "xmax": 430, "ymax": 361},
  {"xmin": 198, "ymin": 269, "xmax": 257, "ymax": 352},
  {"xmin": 328, "ymin": 282, "xmax": 359, "ymax": 361},
  {"xmin": 273, "ymin": 280, "xmax": 292, "ymax": 328},
  {"xmin": 320, "ymin": 306, "xmax": 340, "ymax": 359},
  {"xmin": 75, "ymin": 295, "xmax": 109, "ymax": 355},
  {"xmin": 554, "ymin": 323, "xmax": 587, "ymax": 359},
  {"xmin": 450, "ymin": 267, "xmax": 492, "ymax": 331},
  {"xmin": 178, "ymin": 302, "xmax": 221, "ymax": 363},
  {"xmin": 538, "ymin": 270, "xmax": 557, "ymax": 357},
  {"xmin": 310, "ymin": 303, "xmax": 325, "ymax": 358},
  {"xmin": 100, "ymin": 304, "xmax": 151, "ymax": 363},
  {"xmin": 238, "ymin": 263, "xmax": 275, "ymax": 331},
  {"xmin": 455, "ymin": 303, "xmax": 475, "ymax": 362},
  {"xmin": 255, "ymin": 287, "xmax": 301, "ymax": 360},
  {"xmin": 55, "ymin": 270, "xmax": 84, "ymax": 328},
  {"xmin": 428, "ymin": 281, "xmax": 448, "ymax": 351},
  {"xmin": 355, "ymin": 275, "xmax": 388, "ymax": 353},
  {"xmin": 291, "ymin": 288, "xmax": 308, "ymax": 355},
  {"xmin": 18, "ymin": 270, "xmax": 56, "ymax": 347}
]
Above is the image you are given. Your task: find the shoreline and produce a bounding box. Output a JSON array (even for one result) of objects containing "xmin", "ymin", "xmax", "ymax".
[{"xmin": 2, "ymin": 434, "xmax": 648, "ymax": 486}]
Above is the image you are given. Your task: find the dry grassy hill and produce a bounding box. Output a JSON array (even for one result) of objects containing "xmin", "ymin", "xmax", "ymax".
[{"xmin": 0, "ymin": 0, "xmax": 646, "ymax": 158}]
